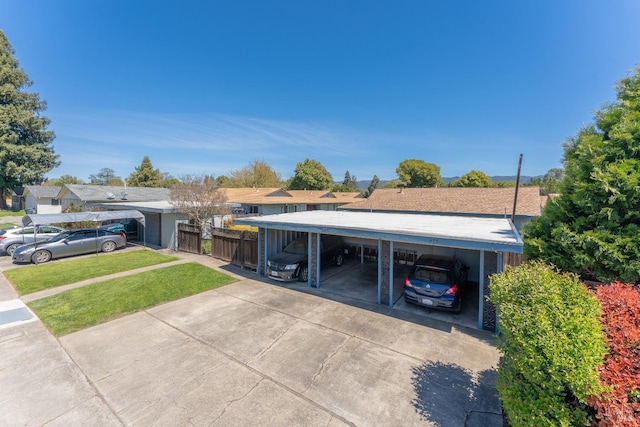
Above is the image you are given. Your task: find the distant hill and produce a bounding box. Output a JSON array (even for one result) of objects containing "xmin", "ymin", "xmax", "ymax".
[{"xmin": 354, "ymin": 176, "xmax": 542, "ymax": 189}]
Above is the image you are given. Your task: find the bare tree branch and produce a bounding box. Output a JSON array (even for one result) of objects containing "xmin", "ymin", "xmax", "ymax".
[{"xmin": 169, "ymin": 174, "xmax": 230, "ymax": 230}]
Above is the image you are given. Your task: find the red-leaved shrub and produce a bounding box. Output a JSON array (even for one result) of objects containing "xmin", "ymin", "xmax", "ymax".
[{"xmin": 589, "ymin": 282, "xmax": 640, "ymax": 426}]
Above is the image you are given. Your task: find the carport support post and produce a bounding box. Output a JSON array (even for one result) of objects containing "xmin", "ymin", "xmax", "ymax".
[
  {"xmin": 378, "ymin": 239, "xmax": 392, "ymax": 306},
  {"xmin": 478, "ymin": 250, "xmax": 485, "ymax": 330},
  {"xmin": 377, "ymin": 239, "xmax": 382, "ymax": 305},
  {"xmin": 388, "ymin": 240, "xmax": 394, "ymax": 307}
]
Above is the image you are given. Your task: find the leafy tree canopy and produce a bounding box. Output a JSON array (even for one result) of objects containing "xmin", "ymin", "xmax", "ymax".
[
  {"xmin": 223, "ymin": 160, "xmax": 283, "ymax": 188},
  {"xmin": 395, "ymin": 159, "xmax": 443, "ymax": 188},
  {"xmin": 450, "ymin": 170, "xmax": 493, "ymax": 187},
  {"xmin": 524, "ymin": 67, "xmax": 640, "ymax": 283},
  {"xmin": 288, "ymin": 159, "xmax": 333, "ymax": 190},
  {"xmin": 127, "ymin": 156, "xmax": 163, "ymax": 187},
  {"xmin": 88, "ymin": 168, "xmax": 123, "ymax": 186},
  {"xmin": 0, "ymin": 30, "xmax": 59, "ymax": 207},
  {"xmin": 528, "ymin": 168, "xmax": 565, "ymax": 195},
  {"xmin": 45, "ymin": 174, "xmax": 81, "ymax": 186}
]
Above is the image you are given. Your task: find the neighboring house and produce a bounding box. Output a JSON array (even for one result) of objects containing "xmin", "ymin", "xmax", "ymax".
[
  {"xmin": 23, "ymin": 185, "xmax": 63, "ymax": 214},
  {"xmin": 56, "ymin": 184, "xmax": 174, "ymax": 248},
  {"xmin": 10, "ymin": 187, "xmax": 25, "ymax": 211},
  {"xmin": 220, "ymin": 188, "xmax": 364, "ymax": 215},
  {"xmin": 58, "ymin": 184, "xmax": 171, "ymax": 211},
  {"xmin": 338, "ymin": 186, "xmax": 545, "ymax": 231}
]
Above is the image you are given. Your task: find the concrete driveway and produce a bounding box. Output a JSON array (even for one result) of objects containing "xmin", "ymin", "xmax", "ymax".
[{"xmin": 0, "ymin": 252, "xmax": 503, "ymax": 426}]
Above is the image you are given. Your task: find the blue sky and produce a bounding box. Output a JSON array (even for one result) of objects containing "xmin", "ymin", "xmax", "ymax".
[{"xmin": 2, "ymin": 1, "xmax": 640, "ymax": 183}]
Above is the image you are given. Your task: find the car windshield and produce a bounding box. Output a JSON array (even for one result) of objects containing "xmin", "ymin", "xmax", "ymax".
[
  {"xmin": 413, "ymin": 267, "xmax": 451, "ymax": 283},
  {"xmin": 283, "ymin": 240, "xmax": 307, "ymax": 255}
]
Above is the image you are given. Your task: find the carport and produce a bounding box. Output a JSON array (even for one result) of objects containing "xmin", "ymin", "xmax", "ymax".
[
  {"xmin": 235, "ymin": 210, "xmax": 523, "ymax": 331},
  {"xmin": 21, "ymin": 210, "xmax": 147, "ymax": 247}
]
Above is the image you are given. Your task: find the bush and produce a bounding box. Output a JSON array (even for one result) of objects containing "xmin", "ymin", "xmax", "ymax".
[
  {"xmin": 489, "ymin": 261, "xmax": 607, "ymax": 426},
  {"xmin": 589, "ymin": 282, "xmax": 640, "ymax": 426}
]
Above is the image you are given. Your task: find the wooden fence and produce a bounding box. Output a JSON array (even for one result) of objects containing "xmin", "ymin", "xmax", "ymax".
[
  {"xmin": 209, "ymin": 227, "xmax": 258, "ymax": 270},
  {"xmin": 177, "ymin": 223, "xmax": 201, "ymax": 254}
]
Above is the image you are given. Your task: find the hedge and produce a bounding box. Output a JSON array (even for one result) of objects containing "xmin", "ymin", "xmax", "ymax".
[{"xmin": 489, "ymin": 261, "xmax": 607, "ymax": 426}]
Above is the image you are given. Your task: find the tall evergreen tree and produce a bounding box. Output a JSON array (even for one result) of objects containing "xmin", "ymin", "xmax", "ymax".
[
  {"xmin": 127, "ymin": 156, "xmax": 163, "ymax": 187},
  {"xmin": 524, "ymin": 67, "xmax": 640, "ymax": 283},
  {"xmin": 0, "ymin": 30, "xmax": 59, "ymax": 208}
]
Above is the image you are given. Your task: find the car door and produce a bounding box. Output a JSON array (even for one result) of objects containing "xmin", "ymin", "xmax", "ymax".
[
  {"xmin": 63, "ymin": 230, "xmax": 98, "ymax": 257},
  {"xmin": 35, "ymin": 226, "xmax": 62, "ymax": 244}
]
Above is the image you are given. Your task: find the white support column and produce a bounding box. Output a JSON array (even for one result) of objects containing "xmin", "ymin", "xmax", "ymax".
[{"xmin": 478, "ymin": 249, "xmax": 485, "ymax": 330}]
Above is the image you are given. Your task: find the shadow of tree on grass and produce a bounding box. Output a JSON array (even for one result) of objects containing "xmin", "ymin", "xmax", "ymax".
[{"xmin": 412, "ymin": 361, "xmax": 503, "ymax": 427}]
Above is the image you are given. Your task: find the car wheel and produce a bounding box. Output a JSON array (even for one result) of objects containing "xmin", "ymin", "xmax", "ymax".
[
  {"xmin": 298, "ymin": 266, "xmax": 309, "ymax": 282},
  {"xmin": 335, "ymin": 253, "xmax": 344, "ymax": 266},
  {"xmin": 6, "ymin": 244, "xmax": 20, "ymax": 256},
  {"xmin": 101, "ymin": 241, "xmax": 117, "ymax": 253},
  {"xmin": 31, "ymin": 250, "xmax": 51, "ymax": 264}
]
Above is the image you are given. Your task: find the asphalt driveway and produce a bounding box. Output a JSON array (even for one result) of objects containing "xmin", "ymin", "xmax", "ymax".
[{"xmin": 0, "ymin": 253, "xmax": 503, "ymax": 426}]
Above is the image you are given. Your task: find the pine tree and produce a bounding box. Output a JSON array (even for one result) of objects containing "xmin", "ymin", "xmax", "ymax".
[
  {"xmin": 0, "ymin": 30, "xmax": 59, "ymax": 208},
  {"xmin": 524, "ymin": 67, "xmax": 640, "ymax": 283},
  {"xmin": 127, "ymin": 156, "xmax": 162, "ymax": 187}
]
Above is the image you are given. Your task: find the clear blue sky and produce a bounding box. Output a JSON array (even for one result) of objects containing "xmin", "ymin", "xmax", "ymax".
[{"xmin": 2, "ymin": 1, "xmax": 640, "ymax": 183}]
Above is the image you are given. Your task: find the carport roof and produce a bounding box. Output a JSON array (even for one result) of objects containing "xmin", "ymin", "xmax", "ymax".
[{"xmin": 235, "ymin": 210, "xmax": 523, "ymax": 253}]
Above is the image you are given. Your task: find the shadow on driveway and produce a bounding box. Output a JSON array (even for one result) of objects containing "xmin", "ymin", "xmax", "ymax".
[{"xmin": 412, "ymin": 361, "xmax": 502, "ymax": 426}]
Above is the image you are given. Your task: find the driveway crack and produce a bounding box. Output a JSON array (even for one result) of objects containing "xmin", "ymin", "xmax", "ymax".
[
  {"xmin": 253, "ymin": 323, "xmax": 292, "ymax": 360},
  {"xmin": 303, "ymin": 337, "xmax": 350, "ymax": 394},
  {"xmin": 208, "ymin": 378, "xmax": 263, "ymax": 425}
]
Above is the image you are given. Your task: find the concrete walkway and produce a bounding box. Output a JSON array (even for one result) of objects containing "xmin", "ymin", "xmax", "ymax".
[{"xmin": 0, "ymin": 248, "xmax": 504, "ymax": 426}]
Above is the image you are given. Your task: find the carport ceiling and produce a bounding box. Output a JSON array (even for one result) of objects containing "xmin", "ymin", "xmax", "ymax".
[{"xmin": 235, "ymin": 210, "xmax": 523, "ymax": 253}]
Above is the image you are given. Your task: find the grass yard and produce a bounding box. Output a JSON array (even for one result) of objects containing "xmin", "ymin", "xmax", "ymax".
[
  {"xmin": 28, "ymin": 262, "xmax": 236, "ymax": 336},
  {"xmin": 0, "ymin": 222, "xmax": 17, "ymax": 229},
  {"xmin": 0, "ymin": 210, "xmax": 25, "ymax": 217},
  {"xmin": 5, "ymin": 250, "xmax": 179, "ymax": 295}
]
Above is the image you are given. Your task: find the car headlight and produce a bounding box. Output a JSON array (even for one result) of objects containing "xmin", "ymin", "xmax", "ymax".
[{"xmin": 284, "ymin": 264, "xmax": 298, "ymax": 271}]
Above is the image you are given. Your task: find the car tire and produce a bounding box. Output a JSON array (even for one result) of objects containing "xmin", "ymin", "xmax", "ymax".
[
  {"xmin": 335, "ymin": 253, "xmax": 344, "ymax": 266},
  {"xmin": 6, "ymin": 244, "xmax": 20, "ymax": 256},
  {"xmin": 101, "ymin": 241, "xmax": 117, "ymax": 253},
  {"xmin": 298, "ymin": 266, "xmax": 309, "ymax": 282},
  {"xmin": 31, "ymin": 250, "xmax": 51, "ymax": 264}
]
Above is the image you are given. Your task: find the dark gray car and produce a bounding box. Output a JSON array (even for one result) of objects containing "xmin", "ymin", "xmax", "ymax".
[
  {"xmin": 0, "ymin": 225, "xmax": 66, "ymax": 256},
  {"xmin": 267, "ymin": 235, "xmax": 347, "ymax": 282},
  {"xmin": 12, "ymin": 228, "xmax": 127, "ymax": 264}
]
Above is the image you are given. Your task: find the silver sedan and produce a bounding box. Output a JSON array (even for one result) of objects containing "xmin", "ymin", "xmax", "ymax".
[{"xmin": 12, "ymin": 228, "xmax": 127, "ymax": 264}]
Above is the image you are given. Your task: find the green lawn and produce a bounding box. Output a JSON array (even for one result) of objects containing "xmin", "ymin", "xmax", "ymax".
[
  {"xmin": 0, "ymin": 222, "xmax": 17, "ymax": 229},
  {"xmin": 0, "ymin": 209, "xmax": 25, "ymax": 217},
  {"xmin": 5, "ymin": 250, "xmax": 179, "ymax": 295},
  {"xmin": 28, "ymin": 262, "xmax": 236, "ymax": 336}
]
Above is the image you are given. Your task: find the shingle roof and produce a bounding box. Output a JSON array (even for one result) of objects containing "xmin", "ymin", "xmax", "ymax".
[
  {"xmin": 24, "ymin": 185, "xmax": 62, "ymax": 199},
  {"xmin": 61, "ymin": 184, "xmax": 171, "ymax": 203},
  {"xmin": 339, "ymin": 186, "xmax": 543, "ymax": 217},
  {"xmin": 220, "ymin": 188, "xmax": 363, "ymax": 205}
]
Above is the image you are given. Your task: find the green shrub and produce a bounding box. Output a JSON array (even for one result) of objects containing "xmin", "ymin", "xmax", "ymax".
[{"xmin": 489, "ymin": 261, "xmax": 607, "ymax": 426}]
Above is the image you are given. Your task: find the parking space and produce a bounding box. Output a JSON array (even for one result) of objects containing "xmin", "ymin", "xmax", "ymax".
[{"xmin": 281, "ymin": 258, "xmax": 479, "ymax": 330}]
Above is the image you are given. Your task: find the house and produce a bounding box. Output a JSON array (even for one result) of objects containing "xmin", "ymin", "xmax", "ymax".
[
  {"xmin": 338, "ymin": 186, "xmax": 545, "ymax": 231},
  {"xmin": 220, "ymin": 188, "xmax": 364, "ymax": 215},
  {"xmin": 55, "ymin": 184, "xmax": 178, "ymax": 249},
  {"xmin": 58, "ymin": 184, "xmax": 171, "ymax": 211},
  {"xmin": 23, "ymin": 185, "xmax": 63, "ymax": 214}
]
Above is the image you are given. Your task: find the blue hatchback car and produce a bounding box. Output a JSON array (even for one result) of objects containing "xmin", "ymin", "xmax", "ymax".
[{"xmin": 404, "ymin": 255, "xmax": 469, "ymax": 313}]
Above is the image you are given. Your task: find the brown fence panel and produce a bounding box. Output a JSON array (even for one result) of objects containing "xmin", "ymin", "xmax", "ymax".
[
  {"xmin": 210, "ymin": 227, "xmax": 258, "ymax": 270},
  {"xmin": 177, "ymin": 223, "xmax": 201, "ymax": 254}
]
